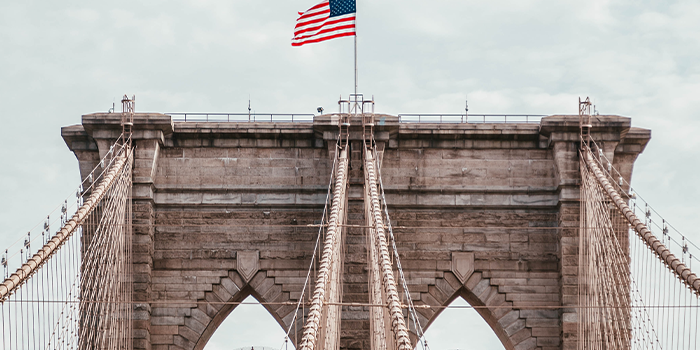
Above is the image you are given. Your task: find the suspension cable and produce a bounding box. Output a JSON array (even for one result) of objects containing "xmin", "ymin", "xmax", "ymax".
[
  {"xmin": 0, "ymin": 147, "xmax": 130, "ymax": 302},
  {"xmin": 297, "ymin": 145, "xmax": 349, "ymax": 350},
  {"xmin": 279, "ymin": 141, "xmax": 340, "ymax": 350},
  {"xmin": 364, "ymin": 147, "xmax": 412, "ymax": 350},
  {"xmin": 582, "ymin": 144, "xmax": 700, "ymax": 294},
  {"xmin": 374, "ymin": 143, "xmax": 430, "ymax": 349}
]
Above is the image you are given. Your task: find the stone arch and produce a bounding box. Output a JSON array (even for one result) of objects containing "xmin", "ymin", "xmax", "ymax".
[
  {"xmin": 409, "ymin": 271, "xmax": 539, "ymax": 350},
  {"xmin": 163, "ymin": 269, "xmax": 295, "ymax": 350}
]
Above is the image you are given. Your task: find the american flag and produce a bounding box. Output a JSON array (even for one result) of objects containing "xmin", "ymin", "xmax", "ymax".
[{"xmin": 292, "ymin": 0, "xmax": 356, "ymax": 47}]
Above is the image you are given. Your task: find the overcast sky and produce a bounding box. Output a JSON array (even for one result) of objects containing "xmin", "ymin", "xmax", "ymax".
[{"xmin": 1, "ymin": 1, "xmax": 699, "ymax": 349}]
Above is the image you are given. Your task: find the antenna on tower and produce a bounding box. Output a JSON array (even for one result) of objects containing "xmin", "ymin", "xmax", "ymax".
[
  {"xmin": 248, "ymin": 95, "xmax": 252, "ymax": 122},
  {"xmin": 465, "ymin": 96, "xmax": 469, "ymax": 123}
]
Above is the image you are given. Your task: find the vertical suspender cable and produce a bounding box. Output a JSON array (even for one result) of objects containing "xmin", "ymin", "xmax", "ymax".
[
  {"xmin": 0, "ymin": 155, "xmax": 128, "ymax": 301},
  {"xmin": 583, "ymin": 144, "xmax": 700, "ymax": 349}
]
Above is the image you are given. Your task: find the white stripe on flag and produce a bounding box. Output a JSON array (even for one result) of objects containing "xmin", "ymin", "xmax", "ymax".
[
  {"xmin": 292, "ymin": 1, "xmax": 355, "ymax": 47},
  {"xmin": 292, "ymin": 13, "xmax": 355, "ymax": 46}
]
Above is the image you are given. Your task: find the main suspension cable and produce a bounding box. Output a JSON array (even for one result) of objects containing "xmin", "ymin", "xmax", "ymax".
[{"xmin": 373, "ymin": 142, "xmax": 430, "ymax": 350}]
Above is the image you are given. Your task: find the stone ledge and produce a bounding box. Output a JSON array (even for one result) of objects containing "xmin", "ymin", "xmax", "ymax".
[{"xmin": 82, "ymin": 113, "xmax": 174, "ymax": 135}]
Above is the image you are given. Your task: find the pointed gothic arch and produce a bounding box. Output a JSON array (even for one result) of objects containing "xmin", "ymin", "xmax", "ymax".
[
  {"xmin": 200, "ymin": 294, "xmax": 293, "ymax": 350},
  {"xmin": 409, "ymin": 271, "xmax": 546, "ymax": 350},
  {"xmin": 421, "ymin": 297, "xmax": 504, "ymax": 349},
  {"xmin": 192, "ymin": 270, "xmax": 299, "ymax": 350},
  {"xmin": 151, "ymin": 269, "xmax": 300, "ymax": 350}
]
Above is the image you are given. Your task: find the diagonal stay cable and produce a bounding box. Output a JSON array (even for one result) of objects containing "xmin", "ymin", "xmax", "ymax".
[
  {"xmin": 582, "ymin": 144, "xmax": 700, "ymax": 294},
  {"xmin": 0, "ymin": 141, "xmax": 131, "ymax": 302}
]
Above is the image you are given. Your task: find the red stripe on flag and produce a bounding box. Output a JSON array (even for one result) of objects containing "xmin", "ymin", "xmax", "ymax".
[
  {"xmin": 303, "ymin": 1, "xmax": 329, "ymax": 13},
  {"xmin": 292, "ymin": 1, "xmax": 355, "ymax": 46},
  {"xmin": 293, "ymin": 22, "xmax": 355, "ymax": 42},
  {"xmin": 296, "ymin": 8, "xmax": 330, "ymax": 23},
  {"xmin": 294, "ymin": 13, "xmax": 331, "ymax": 32},
  {"xmin": 292, "ymin": 31, "xmax": 355, "ymax": 47},
  {"xmin": 295, "ymin": 15, "xmax": 354, "ymax": 36}
]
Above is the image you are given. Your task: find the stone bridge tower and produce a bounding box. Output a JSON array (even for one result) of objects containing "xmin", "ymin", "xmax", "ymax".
[{"xmin": 62, "ymin": 113, "xmax": 650, "ymax": 350}]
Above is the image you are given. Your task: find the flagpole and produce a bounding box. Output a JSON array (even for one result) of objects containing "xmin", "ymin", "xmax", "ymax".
[
  {"xmin": 354, "ymin": 25, "xmax": 358, "ymax": 97},
  {"xmin": 354, "ymin": 36, "xmax": 357, "ymax": 97}
]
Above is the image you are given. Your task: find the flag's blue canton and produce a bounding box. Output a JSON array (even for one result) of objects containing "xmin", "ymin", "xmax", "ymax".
[{"xmin": 329, "ymin": 0, "xmax": 355, "ymax": 18}]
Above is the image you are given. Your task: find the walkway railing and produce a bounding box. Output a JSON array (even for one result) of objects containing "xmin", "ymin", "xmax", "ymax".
[
  {"xmin": 168, "ymin": 113, "xmax": 546, "ymax": 124},
  {"xmin": 168, "ymin": 113, "xmax": 315, "ymax": 123},
  {"xmin": 397, "ymin": 114, "xmax": 545, "ymax": 123}
]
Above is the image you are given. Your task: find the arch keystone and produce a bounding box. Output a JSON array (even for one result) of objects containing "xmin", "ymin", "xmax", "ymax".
[
  {"xmin": 237, "ymin": 251, "xmax": 259, "ymax": 283},
  {"xmin": 451, "ymin": 252, "xmax": 474, "ymax": 284}
]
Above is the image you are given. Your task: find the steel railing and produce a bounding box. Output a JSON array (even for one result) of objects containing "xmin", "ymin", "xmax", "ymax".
[
  {"xmin": 168, "ymin": 113, "xmax": 315, "ymax": 123},
  {"xmin": 397, "ymin": 114, "xmax": 545, "ymax": 124},
  {"xmin": 167, "ymin": 113, "xmax": 546, "ymax": 124}
]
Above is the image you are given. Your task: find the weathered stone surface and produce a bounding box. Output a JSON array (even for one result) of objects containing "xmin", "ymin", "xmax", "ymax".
[
  {"xmin": 236, "ymin": 251, "xmax": 259, "ymax": 283},
  {"xmin": 451, "ymin": 252, "xmax": 475, "ymax": 284},
  {"xmin": 62, "ymin": 113, "xmax": 650, "ymax": 350}
]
